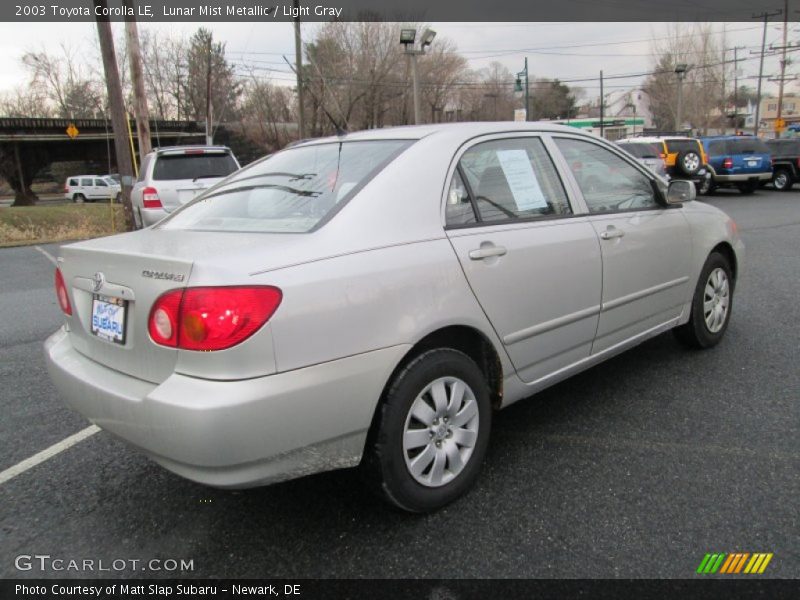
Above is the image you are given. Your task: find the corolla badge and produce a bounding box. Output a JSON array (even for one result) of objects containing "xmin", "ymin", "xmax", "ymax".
[{"xmin": 92, "ymin": 272, "xmax": 105, "ymax": 292}]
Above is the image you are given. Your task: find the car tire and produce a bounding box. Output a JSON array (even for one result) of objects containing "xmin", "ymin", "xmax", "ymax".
[
  {"xmin": 696, "ymin": 178, "xmax": 714, "ymax": 195},
  {"xmin": 677, "ymin": 151, "xmax": 701, "ymax": 176},
  {"xmin": 73, "ymin": 194, "xmax": 85, "ymax": 203},
  {"xmin": 133, "ymin": 206, "xmax": 143, "ymax": 229},
  {"xmin": 115, "ymin": 192, "xmax": 122, "ymax": 203},
  {"xmin": 361, "ymin": 348, "xmax": 492, "ymax": 513},
  {"xmin": 772, "ymin": 168, "xmax": 794, "ymax": 191},
  {"xmin": 673, "ymin": 252, "xmax": 734, "ymax": 349},
  {"xmin": 736, "ymin": 181, "xmax": 758, "ymax": 194}
]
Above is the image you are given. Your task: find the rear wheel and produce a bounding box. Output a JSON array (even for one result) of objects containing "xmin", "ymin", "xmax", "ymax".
[
  {"xmin": 362, "ymin": 348, "xmax": 491, "ymax": 512},
  {"xmin": 696, "ymin": 178, "xmax": 713, "ymax": 195},
  {"xmin": 772, "ymin": 168, "xmax": 793, "ymax": 191},
  {"xmin": 736, "ymin": 181, "xmax": 758, "ymax": 194},
  {"xmin": 73, "ymin": 193, "xmax": 85, "ymax": 203},
  {"xmin": 674, "ymin": 252, "xmax": 734, "ymax": 349},
  {"xmin": 133, "ymin": 206, "xmax": 143, "ymax": 229}
]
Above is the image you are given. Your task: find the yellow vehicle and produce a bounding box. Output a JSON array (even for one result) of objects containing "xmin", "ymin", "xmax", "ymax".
[{"xmin": 619, "ymin": 136, "xmax": 712, "ymax": 194}]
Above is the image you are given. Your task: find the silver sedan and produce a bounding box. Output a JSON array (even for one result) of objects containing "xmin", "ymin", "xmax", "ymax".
[{"xmin": 45, "ymin": 122, "xmax": 743, "ymax": 512}]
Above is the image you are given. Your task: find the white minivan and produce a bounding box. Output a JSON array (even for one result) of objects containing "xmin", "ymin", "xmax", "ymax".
[{"xmin": 64, "ymin": 175, "xmax": 121, "ymax": 203}]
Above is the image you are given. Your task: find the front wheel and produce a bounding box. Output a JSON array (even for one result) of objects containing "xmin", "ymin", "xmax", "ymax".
[
  {"xmin": 362, "ymin": 348, "xmax": 492, "ymax": 512},
  {"xmin": 674, "ymin": 252, "xmax": 734, "ymax": 349}
]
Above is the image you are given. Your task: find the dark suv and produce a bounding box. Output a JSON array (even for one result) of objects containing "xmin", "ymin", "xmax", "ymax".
[
  {"xmin": 765, "ymin": 138, "xmax": 800, "ymax": 191},
  {"xmin": 699, "ymin": 135, "xmax": 772, "ymax": 194}
]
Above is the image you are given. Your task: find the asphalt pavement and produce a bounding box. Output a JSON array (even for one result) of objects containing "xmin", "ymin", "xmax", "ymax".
[{"xmin": 0, "ymin": 189, "xmax": 798, "ymax": 579}]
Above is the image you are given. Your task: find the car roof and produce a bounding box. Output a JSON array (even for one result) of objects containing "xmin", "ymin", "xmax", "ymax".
[
  {"xmin": 152, "ymin": 145, "xmax": 233, "ymax": 155},
  {"xmin": 618, "ymin": 136, "xmax": 695, "ymax": 144},
  {"xmin": 287, "ymin": 121, "xmax": 604, "ymax": 148}
]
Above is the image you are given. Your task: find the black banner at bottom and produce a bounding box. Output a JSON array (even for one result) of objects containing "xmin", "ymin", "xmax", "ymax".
[{"xmin": 3, "ymin": 579, "xmax": 800, "ymax": 600}]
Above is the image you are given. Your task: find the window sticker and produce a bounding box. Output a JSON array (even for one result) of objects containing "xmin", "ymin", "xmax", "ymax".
[{"xmin": 495, "ymin": 149, "xmax": 547, "ymax": 210}]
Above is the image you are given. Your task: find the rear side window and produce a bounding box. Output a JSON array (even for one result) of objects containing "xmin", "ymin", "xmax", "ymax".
[
  {"xmin": 617, "ymin": 143, "xmax": 660, "ymax": 159},
  {"xmin": 160, "ymin": 140, "xmax": 412, "ymax": 233},
  {"xmin": 707, "ymin": 140, "xmax": 728, "ymax": 155},
  {"xmin": 728, "ymin": 137, "xmax": 770, "ymax": 154},
  {"xmin": 454, "ymin": 137, "xmax": 571, "ymax": 224},
  {"xmin": 80, "ymin": 178, "xmax": 92, "ymax": 186},
  {"xmin": 68, "ymin": 178, "xmax": 78, "ymax": 186},
  {"xmin": 153, "ymin": 152, "xmax": 238, "ymax": 181}
]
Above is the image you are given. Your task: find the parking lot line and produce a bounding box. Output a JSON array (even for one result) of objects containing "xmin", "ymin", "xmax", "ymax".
[
  {"xmin": 33, "ymin": 245, "xmax": 57, "ymax": 266},
  {"xmin": 0, "ymin": 425, "xmax": 99, "ymax": 486}
]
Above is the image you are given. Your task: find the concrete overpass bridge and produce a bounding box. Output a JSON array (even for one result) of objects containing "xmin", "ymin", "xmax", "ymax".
[{"xmin": 0, "ymin": 117, "xmax": 206, "ymax": 205}]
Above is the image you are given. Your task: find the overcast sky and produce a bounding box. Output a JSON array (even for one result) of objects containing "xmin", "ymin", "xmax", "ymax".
[{"xmin": 0, "ymin": 21, "xmax": 796, "ymax": 102}]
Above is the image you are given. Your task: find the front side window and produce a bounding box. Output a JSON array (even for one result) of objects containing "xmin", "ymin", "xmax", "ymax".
[
  {"xmin": 160, "ymin": 140, "xmax": 411, "ymax": 233},
  {"xmin": 95, "ymin": 179, "xmax": 107, "ymax": 187},
  {"xmin": 451, "ymin": 137, "xmax": 571, "ymax": 225},
  {"xmin": 555, "ymin": 138, "xmax": 657, "ymax": 213}
]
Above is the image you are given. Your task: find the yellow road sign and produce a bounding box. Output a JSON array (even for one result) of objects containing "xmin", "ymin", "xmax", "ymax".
[
  {"xmin": 66, "ymin": 123, "xmax": 79, "ymax": 139},
  {"xmin": 774, "ymin": 118, "xmax": 786, "ymax": 132}
]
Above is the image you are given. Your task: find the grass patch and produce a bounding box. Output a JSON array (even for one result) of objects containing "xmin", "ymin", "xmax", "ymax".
[{"xmin": 0, "ymin": 204, "xmax": 127, "ymax": 247}]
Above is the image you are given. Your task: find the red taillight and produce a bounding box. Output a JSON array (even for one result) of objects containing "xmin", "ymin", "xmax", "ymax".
[
  {"xmin": 796, "ymin": 158, "xmax": 800, "ymax": 168},
  {"xmin": 659, "ymin": 153, "xmax": 666, "ymax": 160},
  {"xmin": 54, "ymin": 268, "xmax": 72, "ymax": 316},
  {"xmin": 63, "ymin": 184, "xmax": 69, "ymax": 193},
  {"xmin": 142, "ymin": 186, "xmax": 162, "ymax": 209},
  {"xmin": 723, "ymin": 157, "xmax": 733, "ymax": 169},
  {"xmin": 147, "ymin": 289, "xmax": 182, "ymax": 347},
  {"xmin": 148, "ymin": 286, "xmax": 282, "ymax": 351}
]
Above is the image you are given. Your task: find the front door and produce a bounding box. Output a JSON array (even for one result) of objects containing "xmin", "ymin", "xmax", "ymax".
[{"xmin": 552, "ymin": 136, "xmax": 693, "ymax": 353}]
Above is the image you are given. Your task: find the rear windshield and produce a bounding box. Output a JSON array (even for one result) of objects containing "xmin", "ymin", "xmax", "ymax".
[
  {"xmin": 159, "ymin": 140, "xmax": 412, "ymax": 233},
  {"xmin": 152, "ymin": 152, "xmax": 238, "ymax": 181},
  {"xmin": 665, "ymin": 139, "xmax": 701, "ymax": 153},
  {"xmin": 618, "ymin": 142, "xmax": 660, "ymax": 158}
]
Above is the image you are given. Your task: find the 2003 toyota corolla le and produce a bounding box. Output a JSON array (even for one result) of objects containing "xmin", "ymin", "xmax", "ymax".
[{"xmin": 45, "ymin": 123, "xmax": 743, "ymax": 512}]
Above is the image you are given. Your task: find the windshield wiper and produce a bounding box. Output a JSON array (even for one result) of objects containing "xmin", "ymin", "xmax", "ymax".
[{"xmin": 202, "ymin": 183, "xmax": 323, "ymax": 201}]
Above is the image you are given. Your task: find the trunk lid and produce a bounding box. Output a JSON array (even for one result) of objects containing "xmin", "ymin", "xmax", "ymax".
[{"xmin": 59, "ymin": 241, "xmax": 194, "ymax": 383}]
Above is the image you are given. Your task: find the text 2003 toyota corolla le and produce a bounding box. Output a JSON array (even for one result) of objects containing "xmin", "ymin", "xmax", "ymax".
[{"xmin": 45, "ymin": 123, "xmax": 743, "ymax": 512}]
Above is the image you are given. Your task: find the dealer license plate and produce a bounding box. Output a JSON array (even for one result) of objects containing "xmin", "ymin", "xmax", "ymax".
[{"xmin": 91, "ymin": 294, "xmax": 127, "ymax": 344}]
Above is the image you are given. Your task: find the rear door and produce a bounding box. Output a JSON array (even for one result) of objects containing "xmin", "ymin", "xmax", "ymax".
[
  {"xmin": 552, "ymin": 136, "xmax": 692, "ymax": 353},
  {"xmin": 445, "ymin": 134, "xmax": 602, "ymax": 384}
]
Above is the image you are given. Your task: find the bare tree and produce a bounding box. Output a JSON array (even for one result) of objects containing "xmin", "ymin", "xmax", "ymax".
[{"xmin": 644, "ymin": 24, "xmax": 723, "ymax": 133}]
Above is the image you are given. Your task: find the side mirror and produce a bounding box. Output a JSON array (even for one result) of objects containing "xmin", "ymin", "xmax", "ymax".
[{"xmin": 666, "ymin": 179, "xmax": 695, "ymax": 205}]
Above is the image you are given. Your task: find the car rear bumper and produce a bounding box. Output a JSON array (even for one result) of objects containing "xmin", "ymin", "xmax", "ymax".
[
  {"xmin": 140, "ymin": 207, "xmax": 168, "ymax": 227},
  {"xmin": 712, "ymin": 172, "xmax": 772, "ymax": 183},
  {"xmin": 44, "ymin": 327, "xmax": 409, "ymax": 488}
]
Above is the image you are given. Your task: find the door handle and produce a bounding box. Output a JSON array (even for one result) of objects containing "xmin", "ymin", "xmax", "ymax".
[
  {"xmin": 600, "ymin": 226, "xmax": 625, "ymax": 240},
  {"xmin": 468, "ymin": 245, "xmax": 507, "ymax": 260}
]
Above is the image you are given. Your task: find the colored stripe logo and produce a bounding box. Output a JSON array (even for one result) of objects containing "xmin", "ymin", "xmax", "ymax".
[{"xmin": 697, "ymin": 553, "xmax": 773, "ymax": 574}]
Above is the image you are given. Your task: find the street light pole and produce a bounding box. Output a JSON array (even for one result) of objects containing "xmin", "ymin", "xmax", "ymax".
[
  {"xmin": 410, "ymin": 53, "xmax": 421, "ymax": 125},
  {"xmin": 514, "ymin": 58, "xmax": 529, "ymax": 120},
  {"xmin": 675, "ymin": 63, "xmax": 688, "ymax": 133},
  {"xmin": 401, "ymin": 28, "xmax": 436, "ymax": 126}
]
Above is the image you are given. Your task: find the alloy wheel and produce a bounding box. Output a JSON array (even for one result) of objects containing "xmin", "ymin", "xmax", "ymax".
[
  {"xmin": 402, "ymin": 376, "xmax": 479, "ymax": 487},
  {"xmin": 703, "ymin": 267, "xmax": 730, "ymax": 333}
]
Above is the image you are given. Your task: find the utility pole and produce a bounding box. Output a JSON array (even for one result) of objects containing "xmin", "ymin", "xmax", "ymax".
[
  {"xmin": 410, "ymin": 53, "xmax": 421, "ymax": 124},
  {"xmin": 730, "ymin": 46, "xmax": 746, "ymax": 132},
  {"xmin": 293, "ymin": 0, "xmax": 306, "ymax": 139},
  {"xmin": 205, "ymin": 35, "xmax": 213, "ymax": 145},
  {"xmin": 94, "ymin": 0, "xmax": 135, "ymax": 231},
  {"xmin": 599, "ymin": 70, "xmax": 604, "ymax": 138},
  {"xmin": 775, "ymin": 0, "xmax": 789, "ymax": 138},
  {"xmin": 123, "ymin": 0, "xmax": 151, "ymax": 163},
  {"xmin": 751, "ymin": 9, "xmax": 782, "ymax": 137}
]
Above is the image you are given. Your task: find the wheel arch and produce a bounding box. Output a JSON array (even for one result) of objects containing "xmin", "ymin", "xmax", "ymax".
[{"xmin": 711, "ymin": 241, "xmax": 738, "ymax": 283}]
